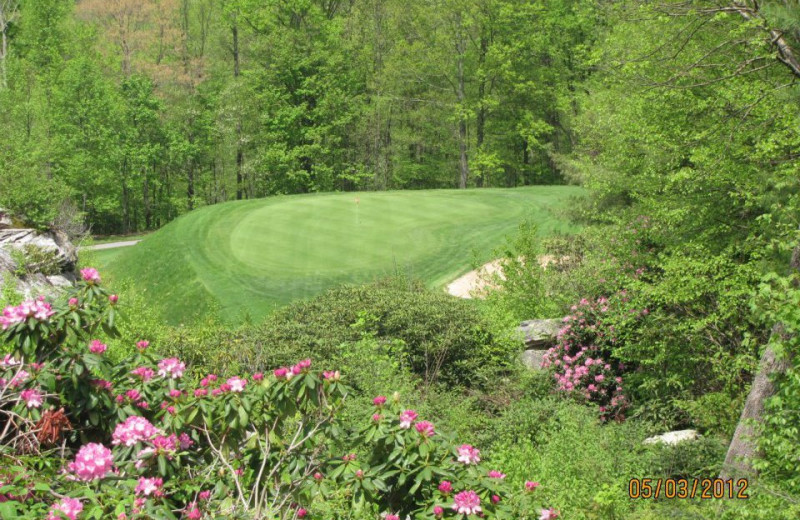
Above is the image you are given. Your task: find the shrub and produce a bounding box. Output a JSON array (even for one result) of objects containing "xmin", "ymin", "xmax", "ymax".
[
  {"xmin": 0, "ymin": 269, "xmax": 559, "ymax": 519},
  {"xmin": 240, "ymin": 277, "xmax": 515, "ymax": 389}
]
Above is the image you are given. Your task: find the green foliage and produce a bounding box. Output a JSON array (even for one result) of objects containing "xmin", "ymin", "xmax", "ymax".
[
  {"xmin": 483, "ymin": 220, "xmax": 561, "ymax": 321},
  {"xmin": 750, "ymin": 273, "xmax": 800, "ymax": 494},
  {"xmin": 240, "ymin": 277, "xmax": 515, "ymax": 389},
  {"xmin": 7, "ymin": 246, "xmax": 62, "ymax": 278}
]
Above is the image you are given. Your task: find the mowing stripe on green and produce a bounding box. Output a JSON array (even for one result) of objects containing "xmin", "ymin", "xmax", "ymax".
[{"xmin": 97, "ymin": 187, "xmax": 582, "ymax": 324}]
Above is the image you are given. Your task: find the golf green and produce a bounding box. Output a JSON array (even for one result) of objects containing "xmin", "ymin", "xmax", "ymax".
[{"xmin": 98, "ymin": 187, "xmax": 581, "ymax": 323}]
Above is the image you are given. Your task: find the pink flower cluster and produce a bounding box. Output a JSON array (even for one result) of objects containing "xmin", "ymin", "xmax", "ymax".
[
  {"xmin": 0, "ymin": 297, "xmax": 54, "ymax": 330},
  {"xmin": 47, "ymin": 498, "xmax": 83, "ymax": 520},
  {"xmin": 135, "ymin": 476, "xmax": 164, "ymax": 497},
  {"xmin": 542, "ymin": 296, "xmax": 629, "ymax": 420},
  {"xmin": 457, "ymin": 444, "xmax": 481, "ymax": 465},
  {"xmin": 89, "ymin": 339, "xmax": 107, "ymax": 354},
  {"xmin": 20, "ymin": 388, "xmax": 43, "ymax": 408},
  {"xmin": 68, "ymin": 443, "xmax": 114, "ymax": 481},
  {"xmin": 158, "ymin": 357, "xmax": 185, "ymax": 379},
  {"xmin": 80, "ymin": 267, "xmax": 101, "ymax": 283},
  {"xmin": 112, "ymin": 416, "xmax": 161, "ymax": 446},
  {"xmin": 132, "ymin": 366, "xmax": 155, "ymax": 381},
  {"xmin": 273, "ymin": 358, "xmax": 312, "ymax": 380},
  {"xmin": 452, "ymin": 490, "xmax": 481, "ymax": 515},
  {"xmin": 415, "ymin": 420, "xmax": 435, "ymax": 437},
  {"xmin": 399, "ymin": 409, "xmax": 418, "ymax": 429}
]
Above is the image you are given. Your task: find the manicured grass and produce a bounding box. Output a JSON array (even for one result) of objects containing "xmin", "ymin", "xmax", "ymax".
[{"xmin": 98, "ymin": 187, "xmax": 582, "ymax": 323}]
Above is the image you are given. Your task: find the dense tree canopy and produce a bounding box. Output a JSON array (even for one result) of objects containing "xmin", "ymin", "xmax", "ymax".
[{"xmin": 0, "ymin": 0, "xmax": 596, "ymax": 233}]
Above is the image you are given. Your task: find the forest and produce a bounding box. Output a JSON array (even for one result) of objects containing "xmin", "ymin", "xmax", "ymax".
[
  {"xmin": 1, "ymin": 0, "xmax": 591, "ymax": 234},
  {"xmin": 2, "ymin": 1, "xmax": 800, "ymax": 519}
]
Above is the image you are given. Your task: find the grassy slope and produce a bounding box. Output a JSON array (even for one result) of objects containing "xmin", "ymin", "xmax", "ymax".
[{"xmin": 100, "ymin": 187, "xmax": 581, "ymax": 323}]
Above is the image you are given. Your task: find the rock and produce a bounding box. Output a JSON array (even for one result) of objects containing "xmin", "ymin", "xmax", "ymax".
[
  {"xmin": 643, "ymin": 429, "xmax": 700, "ymax": 446},
  {"xmin": 0, "ymin": 228, "xmax": 78, "ymax": 271},
  {"xmin": 521, "ymin": 349, "xmax": 547, "ymax": 370},
  {"xmin": 518, "ymin": 318, "xmax": 562, "ymax": 349},
  {"xmin": 0, "ymin": 208, "xmax": 11, "ymax": 230},
  {"xmin": 0, "ymin": 225, "xmax": 78, "ymax": 299}
]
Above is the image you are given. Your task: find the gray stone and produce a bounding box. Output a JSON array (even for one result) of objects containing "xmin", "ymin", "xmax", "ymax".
[
  {"xmin": 643, "ymin": 429, "xmax": 700, "ymax": 446},
  {"xmin": 0, "ymin": 208, "xmax": 11, "ymax": 230},
  {"xmin": 0, "ymin": 228, "xmax": 78, "ymax": 270},
  {"xmin": 518, "ymin": 318, "xmax": 562, "ymax": 349},
  {"xmin": 0, "ymin": 224, "xmax": 77, "ymax": 299},
  {"xmin": 521, "ymin": 349, "xmax": 547, "ymax": 370}
]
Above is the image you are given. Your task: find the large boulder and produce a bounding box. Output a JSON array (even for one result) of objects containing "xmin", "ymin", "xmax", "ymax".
[
  {"xmin": 518, "ymin": 318, "xmax": 562, "ymax": 349},
  {"xmin": 0, "ymin": 228, "xmax": 78, "ymax": 271},
  {"xmin": 0, "ymin": 224, "xmax": 78, "ymax": 300},
  {"xmin": 518, "ymin": 318, "xmax": 562, "ymax": 370}
]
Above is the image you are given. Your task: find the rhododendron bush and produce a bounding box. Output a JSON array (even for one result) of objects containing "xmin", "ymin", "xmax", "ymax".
[
  {"xmin": 542, "ymin": 295, "xmax": 646, "ymax": 421},
  {"xmin": 0, "ymin": 270, "xmax": 557, "ymax": 519}
]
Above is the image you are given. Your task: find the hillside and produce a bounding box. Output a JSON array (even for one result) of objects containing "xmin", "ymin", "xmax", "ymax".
[{"xmin": 95, "ymin": 187, "xmax": 580, "ymax": 323}]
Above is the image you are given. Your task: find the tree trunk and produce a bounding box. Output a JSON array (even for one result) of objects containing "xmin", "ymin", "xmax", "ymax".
[
  {"xmin": 476, "ymin": 34, "xmax": 488, "ymax": 188},
  {"xmin": 455, "ymin": 18, "xmax": 468, "ymax": 189},
  {"xmin": 720, "ymin": 236, "xmax": 800, "ymax": 479},
  {"xmin": 233, "ymin": 15, "xmax": 244, "ymax": 200}
]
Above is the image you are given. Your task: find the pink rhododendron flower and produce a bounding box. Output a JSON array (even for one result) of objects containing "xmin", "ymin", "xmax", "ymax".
[
  {"xmin": 457, "ymin": 444, "xmax": 481, "ymax": 464},
  {"xmin": 20, "ymin": 388, "xmax": 43, "ymax": 408},
  {"xmin": 313, "ymin": 472, "xmax": 323, "ymax": 481},
  {"xmin": 273, "ymin": 367, "xmax": 288, "ymax": 379},
  {"xmin": 179, "ymin": 432, "xmax": 194, "ymax": 450},
  {"xmin": 415, "ymin": 420, "xmax": 435, "ymax": 437},
  {"xmin": 297, "ymin": 508, "xmax": 308, "ymax": 518},
  {"xmin": 80, "ymin": 268, "xmax": 101, "ymax": 283},
  {"xmin": 386, "ymin": 515, "xmax": 399, "ymax": 520},
  {"xmin": 323, "ymin": 370, "xmax": 340, "ymax": 381},
  {"xmin": 525, "ymin": 481, "xmax": 540, "ymax": 492},
  {"xmin": 434, "ymin": 505, "xmax": 444, "ymax": 517},
  {"xmin": 226, "ymin": 376, "xmax": 247, "ymax": 392},
  {"xmin": 91, "ymin": 379, "xmax": 113, "ymax": 391},
  {"xmin": 135, "ymin": 477, "xmax": 164, "ymax": 497},
  {"xmin": 8, "ymin": 370, "xmax": 28, "ymax": 388},
  {"xmin": 112, "ymin": 416, "xmax": 160, "ymax": 446},
  {"xmin": 487, "ymin": 470, "xmax": 506, "ymax": 479},
  {"xmin": 355, "ymin": 469, "xmax": 364, "ymax": 479},
  {"xmin": 194, "ymin": 388, "xmax": 207, "ymax": 397},
  {"xmin": 89, "ymin": 340, "xmax": 107, "ymax": 354},
  {"xmin": 68, "ymin": 298, "xmax": 79, "ymax": 307},
  {"xmin": 252, "ymin": 372, "xmax": 264, "ymax": 381},
  {"xmin": 1, "ymin": 299, "xmax": 54, "ymax": 329},
  {"xmin": 131, "ymin": 367, "xmax": 155, "ymax": 381},
  {"xmin": 136, "ymin": 340, "xmax": 150, "ymax": 351},
  {"xmin": 136, "ymin": 401, "xmax": 149, "ymax": 409},
  {"xmin": 291, "ymin": 358, "xmax": 312, "ymax": 375},
  {"xmin": 158, "ymin": 357, "xmax": 185, "ymax": 379},
  {"xmin": 438, "ymin": 481, "xmax": 453, "ymax": 494},
  {"xmin": 373, "ymin": 395, "xmax": 387, "ymax": 406},
  {"xmin": 539, "ymin": 508, "xmax": 560, "ymax": 519},
  {"xmin": 0, "ymin": 354, "xmax": 19, "ymax": 368},
  {"xmin": 126, "ymin": 389, "xmax": 141, "ymax": 401},
  {"xmin": 199, "ymin": 490, "xmax": 211, "ymax": 501},
  {"xmin": 372, "ymin": 413, "xmax": 382, "ymax": 422},
  {"xmin": 169, "ymin": 389, "xmax": 182, "ymax": 399},
  {"xmin": 399, "ymin": 409, "xmax": 418, "ymax": 429},
  {"xmin": 68, "ymin": 443, "xmax": 114, "ymax": 481},
  {"xmin": 109, "ymin": 294, "xmax": 119, "ymax": 304},
  {"xmin": 184, "ymin": 502, "xmax": 201, "ymax": 519},
  {"xmin": 452, "ymin": 490, "xmax": 481, "ymax": 515},
  {"xmin": 492, "ymin": 495, "xmax": 501, "ymax": 504},
  {"xmin": 47, "ymin": 498, "xmax": 83, "ymax": 520}
]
